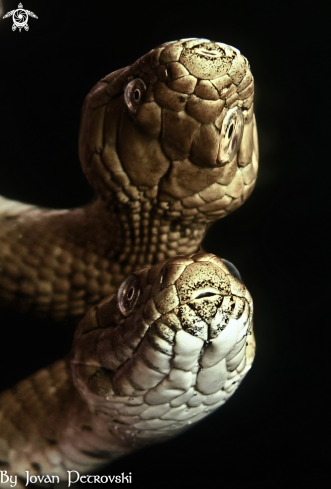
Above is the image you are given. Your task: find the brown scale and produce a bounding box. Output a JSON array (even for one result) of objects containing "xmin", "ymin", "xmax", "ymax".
[{"xmin": 0, "ymin": 39, "xmax": 258, "ymax": 320}]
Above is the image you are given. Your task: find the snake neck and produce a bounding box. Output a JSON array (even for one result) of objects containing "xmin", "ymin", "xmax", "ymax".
[
  {"xmin": 0, "ymin": 196, "xmax": 206, "ymax": 318},
  {"xmin": 92, "ymin": 198, "xmax": 207, "ymax": 273}
]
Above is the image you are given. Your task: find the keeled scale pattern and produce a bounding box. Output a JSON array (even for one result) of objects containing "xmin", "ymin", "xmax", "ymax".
[
  {"xmin": 0, "ymin": 39, "xmax": 258, "ymax": 319},
  {"xmin": 0, "ymin": 253, "xmax": 255, "ymax": 482}
]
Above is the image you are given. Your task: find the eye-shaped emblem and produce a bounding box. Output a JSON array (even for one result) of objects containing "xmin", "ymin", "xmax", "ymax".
[
  {"xmin": 124, "ymin": 78, "xmax": 146, "ymax": 114},
  {"xmin": 218, "ymin": 107, "xmax": 244, "ymax": 164},
  {"xmin": 117, "ymin": 275, "xmax": 141, "ymax": 316}
]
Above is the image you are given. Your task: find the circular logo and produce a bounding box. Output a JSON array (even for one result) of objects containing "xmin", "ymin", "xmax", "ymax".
[{"xmin": 13, "ymin": 9, "xmax": 28, "ymax": 28}]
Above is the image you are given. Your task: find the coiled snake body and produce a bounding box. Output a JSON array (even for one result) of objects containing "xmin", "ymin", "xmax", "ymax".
[{"xmin": 0, "ymin": 39, "xmax": 258, "ymax": 485}]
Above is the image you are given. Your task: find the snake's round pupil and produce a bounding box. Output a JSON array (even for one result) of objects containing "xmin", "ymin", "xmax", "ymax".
[
  {"xmin": 124, "ymin": 78, "xmax": 146, "ymax": 115},
  {"xmin": 117, "ymin": 275, "xmax": 141, "ymax": 316},
  {"xmin": 218, "ymin": 107, "xmax": 244, "ymax": 164},
  {"xmin": 127, "ymin": 287, "xmax": 134, "ymax": 300}
]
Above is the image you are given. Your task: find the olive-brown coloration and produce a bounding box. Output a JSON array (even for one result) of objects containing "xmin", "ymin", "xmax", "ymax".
[
  {"xmin": 0, "ymin": 39, "xmax": 258, "ymax": 320},
  {"xmin": 0, "ymin": 253, "xmax": 255, "ymax": 485},
  {"xmin": 0, "ymin": 39, "xmax": 258, "ymax": 487}
]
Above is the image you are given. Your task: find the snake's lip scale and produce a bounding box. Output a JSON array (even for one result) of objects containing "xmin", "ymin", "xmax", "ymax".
[{"xmin": 0, "ymin": 38, "xmax": 258, "ymax": 485}]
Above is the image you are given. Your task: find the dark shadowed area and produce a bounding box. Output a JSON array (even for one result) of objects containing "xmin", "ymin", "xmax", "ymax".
[{"xmin": 0, "ymin": 1, "xmax": 328, "ymax": 487}]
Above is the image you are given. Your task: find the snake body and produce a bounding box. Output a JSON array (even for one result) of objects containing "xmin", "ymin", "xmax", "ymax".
[{"xmin": 0, "ymin": 39, "xmax": 258, "ymax": 484}]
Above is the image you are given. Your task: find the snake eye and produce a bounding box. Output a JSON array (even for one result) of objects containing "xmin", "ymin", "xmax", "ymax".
[
  {"xmin": 218, "ymin": 107, "xmax": 244, "ymax": 164},
  {"xmin": 124, "ymin": 78, "xmax": 146, "ymax": 114},
  {"xmin": 117, "ymin": 275, "xmax": 141, "ymax": 316},
  {"xmin": 221, "ymin": 258, "xmax": 243, "ymax": 283}
]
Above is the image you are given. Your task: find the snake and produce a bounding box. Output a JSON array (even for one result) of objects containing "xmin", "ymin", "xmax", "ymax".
[{"xmin": 0, "ymin": 38, "xmax": 258, "ymax": 486}]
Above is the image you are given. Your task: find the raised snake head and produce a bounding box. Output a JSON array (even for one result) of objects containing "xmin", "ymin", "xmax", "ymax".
[
  {"xmin": 79, "ymin": 39, "xmax": 258, "ymax": 224},
  {"xmin": 71, "ymin": 252, "xmax": 255, "ymax": 449}
]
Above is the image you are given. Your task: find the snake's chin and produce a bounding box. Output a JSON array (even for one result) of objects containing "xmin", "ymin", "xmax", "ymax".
[{"xmin": 71, "ymin": 253, "xmax": 255, "ymax": 446}]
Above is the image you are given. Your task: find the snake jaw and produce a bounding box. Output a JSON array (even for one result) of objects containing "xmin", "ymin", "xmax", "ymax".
[{"xmin": 70, "ymin": 253, "xmax": 254, "ymax": 447}]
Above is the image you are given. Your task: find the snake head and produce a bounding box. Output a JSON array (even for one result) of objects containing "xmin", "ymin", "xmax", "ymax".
[
  {"xmin": 79, "ymin": 39, "xmax": 258, "ymax": 223},
  {"xmin": 71, "ymin": 253, "xmax": 255, "ymax": 447}
]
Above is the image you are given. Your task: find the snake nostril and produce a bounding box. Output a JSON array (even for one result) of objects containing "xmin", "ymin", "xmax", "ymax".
[
  {"xmin": 198, "ymin": 49, "xmax": 218, "ymax": 57},
  {"xmin": 194, "ymin": 291, "xmax": 218, "ymax": 299}
]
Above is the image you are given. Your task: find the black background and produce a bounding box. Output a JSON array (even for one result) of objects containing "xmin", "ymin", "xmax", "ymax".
[{"xmin": 0, "ymin": 1, "xmax": 329, "ymax": 487}]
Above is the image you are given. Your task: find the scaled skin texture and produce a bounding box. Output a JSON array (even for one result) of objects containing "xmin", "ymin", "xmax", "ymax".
[
  {"xmin": 0, "ymin": 253, "xmax": 255, "ymax": 484},
  {"xmin": 0, "ymin": 38, "xmax": 258, "ymax": 485},
  {"xmin": 0, "ymin": 38, "xmax": 258, "ymax": 320}
]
